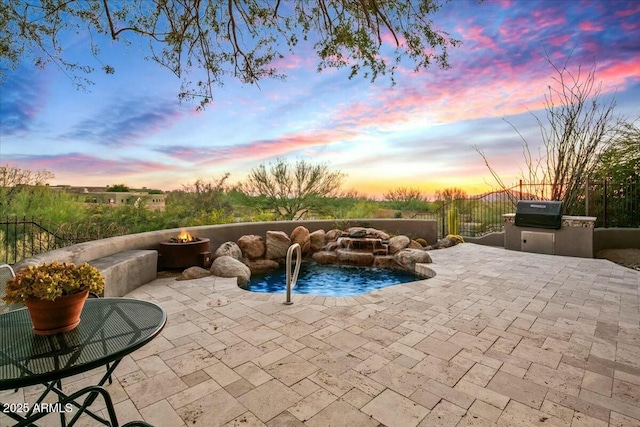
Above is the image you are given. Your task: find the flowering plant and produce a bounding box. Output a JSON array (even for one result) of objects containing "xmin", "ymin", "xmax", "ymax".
[{"xmin": 3, "ymin": 262, "xmax": 104, "ymax": 303}]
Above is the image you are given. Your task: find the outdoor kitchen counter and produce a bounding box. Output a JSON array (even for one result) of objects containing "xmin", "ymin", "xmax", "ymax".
[{"xmin": 503, "ymin": 214, "xmax": 596, "ymax": 257}]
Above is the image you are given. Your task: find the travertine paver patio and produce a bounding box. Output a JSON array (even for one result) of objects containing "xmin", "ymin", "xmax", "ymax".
[{"xmin": 3, "ymin": 243, "xmax": 640, "ymax": 426}]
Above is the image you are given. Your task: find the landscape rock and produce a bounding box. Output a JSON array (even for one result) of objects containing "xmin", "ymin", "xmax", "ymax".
[
  {"xmin": 309, "ymin": 229, "xmax": 326, "ymax": 253},
  {"xmin": 214, "ymin": 241, "xmax": 243, "ymax": 261},
  {"xmin": 265, "ymin": 230, "xmax": 291, "ymax": 260},
  {"xmin": 312, "ymin": 251, "xmax": 338, "ymax": 264},
  {"xmin": 243, "ymin": 258, "xmax": 280, "ymax": 274},
  {"xmin": 428, "ymin": 235, "xmax": 464, "ymax": 250},
  {"xmin": 325, "ymin": 229, "xmax": 343, "ymax": 242},
  {"xmin": 176, "ymin": 266, "xmax": 211, "ymax": 281},
  {"xmin": 237, "ymin": 234, "xmax": 265, "ymax": 259},
  {"xmin": 290, "ymin": 226, "xmax": 311, "ymax": 254},
  {"xmin": 336, "ymin": 249, "xmax": 374, "ymax": 266},
  {"xmin": 210, "ymin": 255, "xmax": 251, "ymax": 286},
  {"xmin": 408, "ymin": 240, "xmax": 424, "ymax": 249},
  {"xmin": 372, "ymin": 255, "xmax": 397, "ymax": 269},
  {"xmin": 365, "ymin": 228, "xmax": 390, "ymax": 240},
  {"xmin": 347, "ymin": 227, "xmax": 367, "ymax": 238},
  {"xmin": 394, "ymin": 249, "xmax": 433, "ymax": 271},
  {"xmin": 388, "ymin": 235, "xmax": 410, "ymax": 254}
]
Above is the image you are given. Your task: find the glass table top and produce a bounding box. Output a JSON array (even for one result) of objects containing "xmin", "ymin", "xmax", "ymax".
[{"xmin": 0, "ymin": 298, "xmax": 166, "ymax": 390}]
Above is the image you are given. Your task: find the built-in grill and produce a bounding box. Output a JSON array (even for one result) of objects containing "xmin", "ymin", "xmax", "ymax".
[{"xmin": 514, "ymin": 200, "xmax": 563, "ymax": 230}]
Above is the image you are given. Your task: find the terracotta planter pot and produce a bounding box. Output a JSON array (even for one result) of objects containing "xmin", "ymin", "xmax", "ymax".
[{"xmin": 24, "ymin": 289, "xmax": 89, "ymax": 336}]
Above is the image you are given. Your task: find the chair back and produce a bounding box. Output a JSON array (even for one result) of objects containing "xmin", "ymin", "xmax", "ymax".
[{"xmin": 0, "ymin": 264, "xmax": 22, "ymax": 313}]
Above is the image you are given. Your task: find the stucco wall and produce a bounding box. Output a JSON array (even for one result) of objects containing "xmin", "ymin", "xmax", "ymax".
[
  {"xmin": 13, "ymin": 219, "xmax": 438, "ymax": 270},
  {"xmin": 593, "ymin": 228, "xmax": 640, "ymax": 253}
]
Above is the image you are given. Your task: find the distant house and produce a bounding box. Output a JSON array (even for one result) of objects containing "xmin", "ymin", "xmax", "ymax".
[
  {"xmin": 86, "ymin": 192, "xmax": 166, "ymax": 211},
  {"xmin": 51, "ymin": 186, "xmax": 166, "ymax": 211}
]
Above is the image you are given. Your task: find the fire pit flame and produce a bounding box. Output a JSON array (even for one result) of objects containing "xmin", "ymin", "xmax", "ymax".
[{"xmin": 171, "ymin": 228, "xmax": 199, "ymax": 243}]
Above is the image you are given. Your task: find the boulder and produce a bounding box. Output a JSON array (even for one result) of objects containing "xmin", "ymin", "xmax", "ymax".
[
  {"xmin": 408, "ymin": 240, "xmax": 423, "ymax": 249},
  {"xmin": 312, "ymin": 251, "xmax": 338, "ymax": 264},
  {"xmin": 265, "ymin": 230, "xmax": 291, "ymax": 260},
  {"xmin": 440, "ymin": 235, "xmax": 464, "ymax": 248},
  {"xmin": 372, "ymin": 255, "xmax": 397, "ymax": 269},
  {"xmin": 237, "ymin": 234, "xmax": 265, "ymax": 259},
  {"xmin": 388, "ymin": 235, "xmax": 410, "ymax": 254},
  {"xmin": 429, "ymin": 236, "xmax": 462, "ymax": 249},
  {"xmin": 325, "ymin": 229, "xmax": 343, "ymax": 242},
  {"xmin": 365, "ymin": 228, "xmax": 390, "ymax": 240},
  {"xmin": 214, "ymin": 241, "xmax": 243, "ymax": 261},
  {"xmin": 346, "ymin": 227, "xmax": 367, "ymax": 238},
  {"xmin": 394, "ymin": 249, "xmax": 432, "ymax": 271},
  {"xmin": 211, "ymin": 255, "xmax": 251, "ymax": 286},
  {"xmin": 243, "ymin": 258, "xmax": 280, "ymax": 274},
  {"xmin": 176, "ymin": 266, "xmax": 211, "ymax": 281},
  {"xmin": 309, "ymin": 229, "xmax": 326, "ymax": 253},
  {"xmin": 415, "ymin": 238, "xmax": 428, "ymax": 247},
  {"xmin": 290, "ymin": 226, "xmax": 311, "ymax": 254},
  {"xmin": 336, "ymin": 249, "xmax": 374, "ymax": 266}
]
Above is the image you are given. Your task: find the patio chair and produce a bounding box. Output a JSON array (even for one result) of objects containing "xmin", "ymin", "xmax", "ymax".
[{"xmin": 0, "ymin": 263, "xmax": 22, "ymax": 313}]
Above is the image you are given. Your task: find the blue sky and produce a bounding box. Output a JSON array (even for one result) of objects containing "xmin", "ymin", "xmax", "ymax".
[{"xmin": 1, "ymin": 0, "xmax": 639, "ymax": 198}]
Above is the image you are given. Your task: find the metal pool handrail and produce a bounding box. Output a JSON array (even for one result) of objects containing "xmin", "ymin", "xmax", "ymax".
[{"xmin": 284, "ymin": 243, "xmax": 301, "ymax": 305}]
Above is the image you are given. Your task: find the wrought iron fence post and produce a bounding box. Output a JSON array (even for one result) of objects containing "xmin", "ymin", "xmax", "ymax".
[
  {"xmin": 603, "ymin": 178, "xmax": 608, "ymax": 228},
  {"xmin": 585, "ymin": 176, "xmax": 589, "ymax": 216},
  {"xmin": 519, "ymin": 179, "xmax": 523, "ymax": 201},
  {"xmin": 441, "ymin": 200, "xmax": 446, "ymax": 238}
]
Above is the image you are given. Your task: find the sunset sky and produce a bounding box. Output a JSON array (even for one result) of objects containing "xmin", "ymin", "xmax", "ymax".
[{"xmin": 1, "ymin": 0, "xmax": 639, "ymax": 199}]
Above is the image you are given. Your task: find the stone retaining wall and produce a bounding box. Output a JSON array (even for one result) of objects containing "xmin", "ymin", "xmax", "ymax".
[{"xmin": 14, "ymin": 219, "xmax": 438, "ymax": 271}]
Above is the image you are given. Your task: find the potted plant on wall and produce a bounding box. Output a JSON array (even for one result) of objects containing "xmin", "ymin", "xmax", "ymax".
[{"xmin": 2, "ymin": 261, "xmax": 105, "ymax": 335}]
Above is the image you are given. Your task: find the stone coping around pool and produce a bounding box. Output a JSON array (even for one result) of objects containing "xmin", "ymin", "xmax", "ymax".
[
  {"xmin": 236, "ymin": 260, "xmax": 438, "ymax": 298},
  {"xmin": 167, "ymin": 260, "xmax": 444, "ymax": 306}
]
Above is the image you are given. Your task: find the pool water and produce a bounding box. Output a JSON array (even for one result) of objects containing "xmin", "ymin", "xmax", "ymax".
[{"xmin": 246, "ymin": 261, "xmax": 420, "ymax": 297}]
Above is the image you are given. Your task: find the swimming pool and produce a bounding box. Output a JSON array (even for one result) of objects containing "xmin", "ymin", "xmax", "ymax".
[{"xmin": 245, "ymin": 261, "xmax": 421, "ymax": 297}]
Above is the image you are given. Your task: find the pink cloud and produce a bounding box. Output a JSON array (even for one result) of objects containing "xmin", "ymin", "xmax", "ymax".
[
  {"xmin": 381, "ymin": 30, "xmax": 405, "ymax": 47},
  {"xmin": 8, "ymin": 154, "xmax": 178, "ymax": 185},
  {"xmin": 596, "ymin": 61, "xmax": 640, "ymax": 90},
  {"xmin": 579, "ymin": 21, "xmax": 604, "ymax": 32},
  {"xmin": 547, "ymin": 34, "xmax": 570, "ymax": 47},
  {"xmin": 313, "ymin": 50, "xmax": 640, "ymax": 140},
  {"xmin": 458, "ymin": 25, "xmax": 500, "ymax": 52},
  {"xmin": 615, "ymin": 4, "xmax": 640, "ymax": 17},
  {"xmin": 531, "ymin": 9, "xmax": 567, "ymax": 29},
  {"xmin": 220, "ymin": 131, "xmax": 352, "ymax": 161},
  {"xmin": 498, "ymin": 16, "xmax": 535, "ymax": 44},
  {"xmin": 161, "ymin": 128, "xmax": 358, "ymax": 168},
  {"xmin": 269, "ymin": 54, "xmax": 309, "ymax": 70}
]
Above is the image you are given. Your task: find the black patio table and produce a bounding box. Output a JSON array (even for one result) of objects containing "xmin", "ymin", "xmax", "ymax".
[{"xmin": 0, "ymin": 298, "xmax": 166, "ymax": 426}]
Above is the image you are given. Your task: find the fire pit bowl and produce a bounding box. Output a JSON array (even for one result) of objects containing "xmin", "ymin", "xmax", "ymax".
[{"xmin": 158, "ymin": 230, "xmax": 212, "ymax": 270}]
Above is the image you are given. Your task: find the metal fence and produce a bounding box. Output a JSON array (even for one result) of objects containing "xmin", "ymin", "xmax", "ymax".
[
  {"xmin": 585, "ymin": 177, "xmax": 639, "ymax": 228},
  {"xmin": 416, "ymin": 176, "xmax": 640, "ymax": 238},
  {"xmin": 0, "ymin": 217, "xmax": 73, "ymax": 265},
  {"xmin": 415, "ymin": 189, "xmax": 518, "ymax": 238}
]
